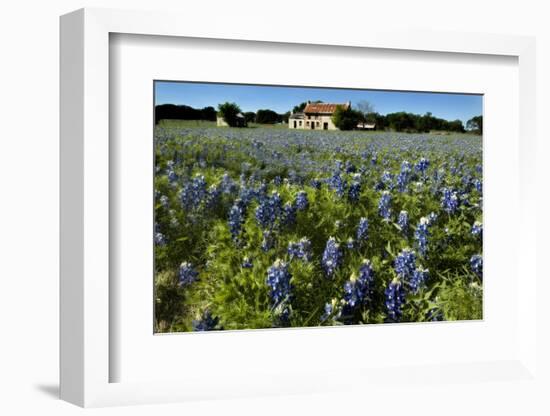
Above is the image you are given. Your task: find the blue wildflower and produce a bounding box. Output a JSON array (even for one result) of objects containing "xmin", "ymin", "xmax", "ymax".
[
  {"xmin": 398, "ymin": 210, "xmax": 409, "ymax": 233},
  {"xmin": 414, "ymin": 217, "xmax": 430, "ymax": 256},
  {"xmin": 322, "ymin": 237, "xmax": 342, "ymax": 277},
  {"xmin": 261, "ymin": 231, "xmax": 274, "ymax": 252},
  {"xmin": 415, "ymin": 158, "xmax": 430, "ymax": 176},
  {"xmin": 328, "ymin": 171, "xmax": 346, "ymax": 197},
  {"xmin": 348, "ymin": 174, "xmax": 361, "ymax": 202},
  {"xmin": 470, "ymin": 254, "xmax": 483, "ymax": 279},
  {"xmin": 441, "ymin": 188, "xmax": 459, "ymax": 214},
  {"xmin": 295, "ymin": 190, "xmax": 309, "ymax": 210},
  {"xmin": 394, "ymin": 248, "xmax": 417, "ymax": 279},
  {"xmin": 287, "ymin": 237, "xmax": 312, "ymax": 261},
  {"xmin": 343, "ymin": 259, "xmax": 376, "ymax": 313},
  {"xmin": 155, "ymin": 231, "xmax": 166, "ymax": 246},
  {"xmin": 281, "ymin": 202, "xmax": 297, "ymax": 226},
  {"xmin": 192, "ymin": 310, "xmax": 219, "ymax": 331},
  {"xmin": 356, "ymin": 217, "xmax": 369, "ymax": 242},
  {"xmin": 228, "ymin": 201, "xmax": 245, "ymax": 241},
  {"xmin": 178, "ymin": 262, "xmax": 198, "ymax": 286},
  {"xmin": 266, "ymin": 259, "xmax": 292, "ymax": 307},
  {"xmin": 472, "ymin": 221, "xmax": 483, "ymax": 238},
  {"xmin": 473, "ymin": 178, "xmax": 483, "ymax": 193},
  {"xmin": 378, "ymin": 191, "xmax": 392, "ymax": 220},
  {"xmin": 410, "ymin": 267, "xmax": 428, "ymax": 293},
  {"xmin": 385, "ymin": 278, "xmax": 405, "ymax": 322},
  {"xmin": 220, "ymin": 173, "xmax": 237, "ymax": 194}
]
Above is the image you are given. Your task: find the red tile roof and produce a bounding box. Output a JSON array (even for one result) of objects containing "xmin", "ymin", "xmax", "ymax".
[{"xmin": 304, "ymin": 102, "xmax": 349, "ymax": 114}]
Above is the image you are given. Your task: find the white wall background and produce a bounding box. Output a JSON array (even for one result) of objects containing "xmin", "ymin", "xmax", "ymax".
[{"xmin": 0, "ymin": 1, "xmax": 548, "ymax": 415}]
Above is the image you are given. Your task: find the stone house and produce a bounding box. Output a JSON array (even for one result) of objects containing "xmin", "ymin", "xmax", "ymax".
[{"xmin": 289, "ymin": 101, "xmax": 351, "ymax": 130}]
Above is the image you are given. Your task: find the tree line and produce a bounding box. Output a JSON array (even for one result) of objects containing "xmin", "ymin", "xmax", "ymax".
[
  {"xmin": 155, "ymin": 104, "xmax": 217, "ymax": 124},
  {"xmin": 156, "ymin": 101, "xmax": 482, "ymax": 134}
]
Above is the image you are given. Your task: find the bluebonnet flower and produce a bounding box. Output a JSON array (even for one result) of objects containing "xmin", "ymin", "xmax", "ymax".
[
  {"xmin": 378, "ymin": 191, "xmax": 392, "ymax": 220},
  {"xmin": 473, "ymin": 178, "xmax": 483, "ymax": 193},
  {"xmin": 398, "ymin": 210, "xmax": 409, "ymax": 233},
  {"xmin": 255, "ymin": 191, "xmax": 282, "ymax": 229},
  {"xmin": 167, "ymin": 169, "xmax": 177, "ymax": 183},
  {"xmin": 385, "ymin": 278, "xmax": 405, "ymax": 322},
  {"xmin": 394, "ymin": 248, "xmax": 417, "ymax": 279},
  {"xmin": 205, "ymin": 184, "xmax": 221, "ymax": 210},
  {"xmin": 192, "ymin": 310, "xmax": 219, "ymax": 331},
  {"xmin": 380, "ymin": 170, "xmax": 394, "ymax": 190},
  {"xmin": 427, "ymin": 212, "xmax": 438, "ymax": 225},
  {"xmin": 346, "ymin": 238, "xmax": 355, "ymax": 249},
  {"xmin": 266, "ymin": 259, "xmax": 292, "ymax": 307},
  {"xmin": 441, "ymin": 188, "xmax": 459, "ymax": 214},
  {"xmin": 281, "ymin": 202, "xmax": 297, "ymax": 226},
  {"xmin": 328, "ymin": 171, "xmax": 346, "ymax": 197},
  {"xmin": 348, "ymin": 174, "xmax": 361, "ymax": 202},
  {"xmin": 181, "ymin": 174, "xmax": 208, "ymax": 210},
  {"xmin": 310, "ymin": 178, "xmax": 322, "ymax": 189},
  {"xmin": 295, "ymin": 190, "xmax": 309, "ymax": 210},
  {"xmin": 155, "ymin": 231, "xmax": 166, "ymax": 246},
  {"xmin": 343, "ymin": 259, "xmax": 376, "ymax": 314},
  {"xmin": 415, "ymin": 158, "xmax": 430, "ymax": 176},
  {"xmin": 242, "ymin": 256, "xmax": 253, "ymax": 268},
  {"xmin": 414, "ymin": 217, "xmax": 430, "ymax": 256},
  {"xmin": 178, "ymin": 262, "xmax": 198, "ymax": 286},
  {"xmin": 272, "ymin": 176, "xmax": 282, "ymax": 186},
  {"xmin": 470, "ymin": 254, "xmax": 483, "ymax": 279},
  {"xmin": 228, "ymin": 201, "xmax": 245, "ymax": 241},
  {"xmin": 410, "ymin": 267, "xmax": 428, "ymax": 294},
  {"xmin": 287, "ymin": 237, "xmax": 312, "ymax": 261},
  {"xmin": 396, "ymin": 161, "xmax": 411, "ymax": 192},
  {"xmin": 220, "ymin": 173, "xmax": 237, "ymax": 194},
  {"xmin": 345, "ymin": 160, "xmax": 356, "ymax": 173},
  {"xmin": 471, "ymin": 221, "xmax": 483, "ymax": 238},
  {"xmin": 322, "ymin": 237, "xmax": 342, "ymax": 277},
  {"xmin": 356, "ymin": 217, "xmax": 369, "ymax": 242}
]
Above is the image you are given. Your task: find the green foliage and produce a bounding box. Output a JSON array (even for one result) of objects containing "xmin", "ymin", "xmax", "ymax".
[
  {"xmin": 467, "ymin": 115, "xmax": 483, "ymax": 134},
  {"xmin": 217, "ymin": 102, "xmax": 244, "ymax": 127},
  {"xmin": 331, "ymin": 105, "xmax": 365, "ymax": 130}
]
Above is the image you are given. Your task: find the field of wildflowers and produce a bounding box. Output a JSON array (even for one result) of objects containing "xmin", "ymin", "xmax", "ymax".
[{"xmin": 154, "ymin": 125, "xmax": 483, "ymax": 332}]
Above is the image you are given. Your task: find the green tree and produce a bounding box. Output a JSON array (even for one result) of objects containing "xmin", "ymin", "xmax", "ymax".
[
  {"xmin": 243, "ymin": 112, "xmax": 256, "ymax": 124},
  {"xmin": 466, "ymin": 115, "xmax": 483, "ymax": 134},
  {"xmin": 217, "ymin": 102, "xmax": 243, "ymax": 127},
  {"xmin": 255, "ymin": 109, "xmax": 280, "ymax": 124},
  {"xmin": 332, "ymin": 105, "xmax": 364, "ymax": 130}
]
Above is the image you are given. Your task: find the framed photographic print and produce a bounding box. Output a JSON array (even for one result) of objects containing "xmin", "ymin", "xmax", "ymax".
[{"xmin": 60, "ymin": 7, "xmax": 539, "ymax": 408}]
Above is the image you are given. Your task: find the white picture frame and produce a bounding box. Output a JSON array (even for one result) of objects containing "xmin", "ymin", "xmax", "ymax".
[{"xmin": 60, "ymin": 7, "xmax": 538, "ymax": 408}]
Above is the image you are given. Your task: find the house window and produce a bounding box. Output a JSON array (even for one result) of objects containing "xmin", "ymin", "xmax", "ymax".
[
  {"xmin": 299, "ymin": 121, "xmax": 302, "ymax": 126},
  {"xmin": 306, "ymin": 121, "xmax": 310, "ymax": 126},
  {"xmin": 316, "ymin": 121, "xmax": 320, "ymax": 127}
]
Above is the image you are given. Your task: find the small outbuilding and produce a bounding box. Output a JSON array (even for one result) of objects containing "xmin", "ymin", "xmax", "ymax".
[
  {"xmin": 216, "ymin": 113, "xmax": 247, "ymax": 127},
  {"xmin": 356, "ymin": 122, "xmax": 376, "ymax": 130}
]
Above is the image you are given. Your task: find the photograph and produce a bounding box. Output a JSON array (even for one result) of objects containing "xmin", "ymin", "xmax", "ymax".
[{"xmin": 153, "ymin": 81, "xmax": 483, "ymax": 333}]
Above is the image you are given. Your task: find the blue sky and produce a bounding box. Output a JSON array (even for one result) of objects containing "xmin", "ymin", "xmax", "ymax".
[{"xmin": 155, "ymin": 81, "xmax": 482, "ymax": 124}]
